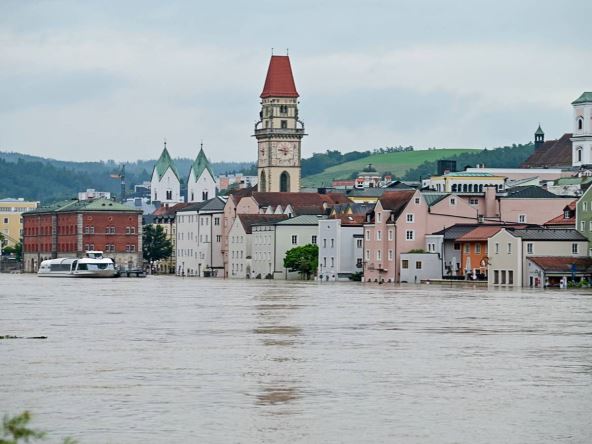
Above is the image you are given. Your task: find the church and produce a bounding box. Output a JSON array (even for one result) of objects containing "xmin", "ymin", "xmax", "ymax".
[{"xmin": 254, "ymin": 55, "xmax": 306, "ymax": 192}]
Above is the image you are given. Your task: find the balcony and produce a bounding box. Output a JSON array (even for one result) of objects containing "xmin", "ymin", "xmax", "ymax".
[{"xmin": 253, "ymin": 127, "xmax": 306, "ymax": 137}]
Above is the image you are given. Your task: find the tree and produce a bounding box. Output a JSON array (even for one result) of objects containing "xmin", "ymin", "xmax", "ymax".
[
  {"xmin": 283, "ymin": 244, "xmax": 319, "ymax": 280},
  {"xmin": 142, "ymin": 225, "xmax": 173, "ymax": 264},
  {"xmin": 0, "ymin": 411, "xmax": 76, "ymax": 444}
]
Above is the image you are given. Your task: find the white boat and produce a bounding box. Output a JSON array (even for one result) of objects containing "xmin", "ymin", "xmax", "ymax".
[{"xmin": 37, "ymin": 251, "xmax": 118, "ymax": 278}]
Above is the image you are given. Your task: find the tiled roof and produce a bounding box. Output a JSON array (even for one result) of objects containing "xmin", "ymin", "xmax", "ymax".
[
  {"xmin": 347, "ymin": 188, "xmax": 387, "ymax": 198},
  {"xmin": 275, "ymin": 215, "xmax": 325, "ymax": 226},
  {"xmin": 502, "ymin": 185, "xmax": 563, "ymax": 199},
  {"xmin": 153, "ymin": 146, "xmax": 181, "ymax": 181},
  {"xmin": 456, "ymin": 226, "xmax": 504, "ymax": 241},
  {"xmin": 189, "ymin": 148, "xmax": 214, "ymax": 182},
  {"xmin": 543, "ymin": 201, "xmax": 576, "ymax": 226},
  {"xmin": 152, "ymin": 202, "xmax": 189, "ymax": 217},
  {"xmin": 320, "ymin": 192, "xmax": 351, "ymax": 205},
  {"xmin": 527, "ymin": 256, "xmax": 592, "ymax": 273},
  {"xmin": 572, "ymin": 92, "xmax": 592, "ymax": 105},
  {"xmin": 432, "ymin": 224, "xmax": 493, "ymax": 240},
  {"xmin": 200, "ymin": 196, "xmax": 227, "ymax": 212},
  {"xmin": 508, "ymin": 228, "xmax": 586, "ymax": 241},
  {"xmin": 177, "ymin": 201, "xmax": 209, "ymax": 213},
  {"xmin": 521, "ymin": 133, "xmax": 573, "ymax": 168},
  {"xmin": 378, "ymin": 190, "xmax": 415, "ymax": 218},
  {"xmin": 384, "ymin": 180, "xmax": 415, "ymax": 189},
  {"xmin": 237, "ymin": 214, "xmax": 288, "ymax": 234},
  {"xmin": 260, "ymin": 55, "xmax": 299, "ymax": 98},
  {"xmin": 253, "ymin": 192, "xmax": 325, "ymax": 210},
  {"xmin": 333, "ymin": 214, "xmax": 366, "ymax": 226}
]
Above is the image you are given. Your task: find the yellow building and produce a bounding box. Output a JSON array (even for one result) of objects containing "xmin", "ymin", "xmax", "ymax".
[{"xmin": 0, "ymin": 198, "xmax": 38, "ymax": 248}]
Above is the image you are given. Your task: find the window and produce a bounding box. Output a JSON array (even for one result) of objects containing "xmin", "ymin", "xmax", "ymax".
[
  {"xmin": 406, "ymin": 213, "xmax": 414, "ymax": 223},
  {"xmin": 518, "ymin": 214, "xmax": 526, "ymax": 223},
  {"xmin": 416, "ymin": 261, "xmax": 422, "ymax": 269},
  {"xmin": 507, "ymin": 243, "xmax": 512, "ymax": 254},
  {"xmin": 582, "ymin": 221, "xmax": 586, "ymax": 231},
  {"xmin": 577, "ymin": 117, "xmax": 583, "ymax": 130},
  {"xmin": 469, "ymin": 198, "xmax": 478, "ymax": 205},
  {"xmin": 312, "ymin": 235, "xmax": 317, "ymax": 244},
  {"xmin": 464, "ymin": 244, "xmax": 470, "ymax": 253},
  {"xmin": 330, "ymin": 238, "xmax": 334, "ymax": 248},
  {"xmin": 495, "ymin": 243, "xmax": 499, "ymax": 254},
  {"xmin": 577, "ymin": 148, "xmax": 583, "ymax": 162},
  {"xmin": 414, "ymin": 197, "xmax": 421, "ymax": 204},
  {"xmin": 356, "ymin": 258, "xmax": 363, "ymax": 268},
  {"xmin": 365, "ymin": 250, "xmax": 370, "ymax": 260},
  {"xmin": 508, "ymin": 270, "xmax": 513, "ymax": 285},
  {"xmin": 279, "ymin": 105, "xmax": 288, "ymax": 114},
  {"xmin": 323, "ymin": 257, "xmax": 327, "ymax": 267},
  {"xmin": 450, "ymin": 198, "xmax": 456, "ymax": 206},
  {"xmin": 589, "ymin": 221, "xmax": 592, "ymax": 231},
  {"xmin": 280, "ymin": 120, "xmax": 287, "ymax": 129},
  {"xmin": 584, "ymin": 202, "xmax": 589, "ymax": 212},
  {"xmin": 202, "ymin": 191, "xmax": 208, "ymax": 201},
  {"xmin": 330, "ymin": 257, "xmax": 334, "ymax": 267},
  {"xmin": 216, "ymin": 235, "xmax": 221, "ymax": 242},
  {"xmin": 376, "ymin": 250, "xmax": 382, "ymax": 261},
  {"xmin": 494, "ymin": 270, "xmax": 499, "ymax": 284},
  {"xmin": 388, "ymin": 249, "xmax": 393, "ymax": 261},
  {"xmin": 501, "ymin": 270, "xmax": 506, "ymax": 284},
  {"xmin": 356, "ymin": 239, "xmax": 363, "ymax": 248},
  {"xmin": 291, "ymin": 235, "xmax": 298, "ymax": 245},
  {"xmin": 376, "ymin": 231, "xmax": 382, "ymax": 241},
  {"xmin": 214, "ymin": 217, "xmax": 220, "ymax": 226},
  {"xmin": 572, "ymin": 243, "xmax": 579, "ymax": 254},
  {"xmin": 388, "ymin": 230, "xmax": 393, "ymax": 241},
  {"xmin": 166, "ymin": 190, "xmax": 172, "ymax": 200},
  {"xmin": 365, "ymin": 230, "xmax": 370, "ymax": 241},
  {"xmin": 527, "ymin": 243, "xmax": 533, "ymax": 254},
  {"xmin": 126, "ymin": 226, "xmax": 131, "ymax": 235},
  {"xmin": 377, "ymin": 212, "xmax": 382, "ymax": 223},
  {"xmin": 475, "ymin": 243, "xmax": 481, "ymax": 254},
  {"xmin": 454, "ymin": 242, "xmax": 460, "ymax": 250},
  {"xmin": 323, "ymin": 238, "xmax": 327, "ymax": 248},
  {"xmin": 405, "ymin": 230, "xmax": 415, "ymax": 240},
  {"xmin": 402, "ymin": 260, "xmax": 409, "ymax": 269}
]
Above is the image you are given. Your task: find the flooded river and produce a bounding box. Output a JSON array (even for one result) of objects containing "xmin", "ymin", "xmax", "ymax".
[{"xmin": 1, "ymin": 275, "xmax": 591, "ymax": 443}]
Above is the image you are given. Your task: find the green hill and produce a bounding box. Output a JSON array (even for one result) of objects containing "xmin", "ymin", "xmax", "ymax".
[{"xmin": 301, "ymin": 149, "xmax": 479, "ymax": 187}]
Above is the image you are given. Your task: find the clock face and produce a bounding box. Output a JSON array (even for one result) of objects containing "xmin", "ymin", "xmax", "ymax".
[{"xmin": 277, "ymin": 142, "xmax": 296, "ymax": 165}]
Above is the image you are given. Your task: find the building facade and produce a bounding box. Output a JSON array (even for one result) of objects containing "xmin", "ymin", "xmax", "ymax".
[
  {"xmin": 571, "ymin": 92, "xmax": 592, "ymax": 167},
  {"xmin": 22, "ymin": 198, "xmax": 142, "ymax": 272},
  {"xmin": 254, "ymin": 55, "xmax": 305, "ymax": 192},
  {"xmin": 187, "ymin": 147, "xmax": 216, "ymax": 203},
  {"xmin": 0, "ymin": 198, "xmax": 38, "ymax": 249},
  {"xmin": 317, "ymin": 217, "xmax": 364, "ymax": 281},
  {"xmin": 151, "ymin": 143, "xmax": 182, "ymax": 205}
]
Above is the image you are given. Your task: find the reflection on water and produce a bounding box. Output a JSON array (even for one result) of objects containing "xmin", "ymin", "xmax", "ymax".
[{"xmin": 1, "ymin": 275, "xmax": 592, "ymax": 443}]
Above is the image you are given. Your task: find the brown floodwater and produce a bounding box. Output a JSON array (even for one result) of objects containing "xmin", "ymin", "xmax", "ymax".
[{"xmin": 1, "ymin": 275, "xmax": 591, "ymax": 443}]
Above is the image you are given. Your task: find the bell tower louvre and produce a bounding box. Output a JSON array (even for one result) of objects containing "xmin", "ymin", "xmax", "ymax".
[{"xmin": 254, "ymin": 55, "xmax": 306, "ymax": 192}]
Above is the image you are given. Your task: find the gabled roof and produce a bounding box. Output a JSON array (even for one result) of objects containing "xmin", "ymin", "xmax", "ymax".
[
  {"xmin": 431, "ymin": 224, "xmax": 483, "ymax": 240},
  {"xmin": 456, "ymin": 226, "xmax": 504, "ymax": 242},
  {"xmin": 508, "ymin": 228, "xmax": 586, "ymax": 241},
  {"xmin": 502, "ymin": 185, "xmax": 563, "ymax": 199},
  {"xmin": 521, "ymin": 133, "xmax": 573, "ymax": 168},
  {"xmin": 543, "ymin": 201, "xmax": 576, "ymax": 226},
  {"xmin": 572, "ymin": 92, "xmax": 592, "ymax": 105},
  {"xmin": 320, "ymin": 192, "xmax": 350, "ymax": 205},
  {"xmin": 189, "ymin": 148, "xmax": 215, "ymax": 182},
  {"xmin": 347, "ymin": 188, "xmax": 388, "ymax": 198},
  {"xmin": 275, "ymin": 215, "xmax": 324, "ymax": 226},
  {"xmin": 333, "ymin": 214, "xmax": 366, "ymax": 226},
  {"xmin": 422, "ymin": 192, "xmax": 449, "ymax": 207},
  {"xmin": 260, "ymin": 55, "xmax": 299, "ymax": 98},
  {"xmin": 200, "ymin": 196, "xmax": 226, "ymax": 212},
  {"xmin": 177, "ymin": 200, "xmax": 209, "ymax": 213},
  {"xmin": 237, "ymin": 214, "xmax": 288, "ymax": 234},
  {"xmin": 153, "ymin": 146, "xmax": 181, "ymax": 181},
  {"xmin": 378, "ymin": 190, "xmax": 416, "ymax": 218},
  {"xmin": 527, "ymin": 256, "xmax": 592, "ymax": 273}
]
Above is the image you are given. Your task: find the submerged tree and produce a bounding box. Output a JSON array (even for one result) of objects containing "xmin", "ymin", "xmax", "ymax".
[
  {"xmin": 283, "ymin": 244, "xmax": 319, "ymax": 280},
  {"xmin": 142, "ymin": 225, "xmax": 173, "ymax": 264}
]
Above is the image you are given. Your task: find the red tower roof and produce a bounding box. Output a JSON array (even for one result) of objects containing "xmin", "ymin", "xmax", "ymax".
[{"xmin": 260, "ymin": 55, "xmax": 299, "ymax": 98}]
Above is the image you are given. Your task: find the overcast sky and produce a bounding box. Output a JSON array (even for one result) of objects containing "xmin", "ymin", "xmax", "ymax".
[{"xmin": 1, "ymin": 0, "xmax": 590, "ymax": 162}]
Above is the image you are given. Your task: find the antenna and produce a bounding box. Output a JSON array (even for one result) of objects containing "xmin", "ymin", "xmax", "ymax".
[
  {"xmin": 286, "ymin": 48, "xmax": 289, "ymax": 55},
  {"xmin": 164, "ymin": 137, "xmax": 167, "ymax": 149},
  {"xmin": 271, "ymin": 47, "xmax": 274, "ymax": 55}
]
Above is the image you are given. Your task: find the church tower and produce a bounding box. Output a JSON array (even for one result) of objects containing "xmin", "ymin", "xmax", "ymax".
[
  {"xmin": 151, "ymin": 142, "xmax": 181, "ymax": 206},
  {"xmin": 534, "ymin": 124, "xmax": 544, "ymax": 150},
  {"xmin": 571, "ymin": 92, "xmax": 592, "ymax": 167},
  {"xmin": 254, "ymin": 55, "xmax": 306, "ymax": 192}
]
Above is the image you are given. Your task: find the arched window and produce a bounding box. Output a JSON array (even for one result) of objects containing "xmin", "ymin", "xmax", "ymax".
[
  {"xmin": 260, "ymin": 171, "xmax": 267, "ymax": 192},
  {"xmin": 578, "ymin": 117, "xmax": 584, "ymax": 131},
  {"xmin": 577, "ymin": 147, "xmax": 583, "ymax": 162},
  {"xmin": 280, "ymin": 171, "xmax": 290, "ymax": 192}
]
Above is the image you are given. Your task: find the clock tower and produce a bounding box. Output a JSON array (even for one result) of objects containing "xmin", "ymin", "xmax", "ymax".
[{"xmin": 254, "ymin": 55, "xmax": 306, "ymax": 192}]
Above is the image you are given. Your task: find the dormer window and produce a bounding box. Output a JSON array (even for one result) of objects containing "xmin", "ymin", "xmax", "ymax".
[{"xmin": 564, "ymin": 210, "xmax": 570, "ymax": 219}]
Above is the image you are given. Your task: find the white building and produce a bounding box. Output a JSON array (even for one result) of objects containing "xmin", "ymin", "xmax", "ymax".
[
  {"xmin": 253, "ymin": 215, "xmax": 322, "ymax": 280},
  {"xmin": 151, "ymin": 143, "xmax": 182, "ymax": 206},
  {"xmin": 78, "ymin": 189, "xmax": 111, "ymax": 201},
  {"xmin": 230, "ymin": 214, "xmax": 288, "ymax": 279},
  {"xmin": 571, "ymin": 92, "xmax": 592, "ymax": 167},
  {"xmin": 187, "ymin": 147, "xmax": 217, "ymax": 203},
  {"xmin": 175, "ymin": 197, "xmax": 226, "ymax": 277},
  {"xmin": 317, "ymin": 216, "xmax": 364, "ymax": 281},
  {"xmin": 399, "ymin": 253, "xmax": 442, "ymax": 283}
]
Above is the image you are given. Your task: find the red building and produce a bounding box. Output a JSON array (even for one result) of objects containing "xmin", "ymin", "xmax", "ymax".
[{"xmin": 23, "ymin": 198, "xmax": 142, "ymax": 272}]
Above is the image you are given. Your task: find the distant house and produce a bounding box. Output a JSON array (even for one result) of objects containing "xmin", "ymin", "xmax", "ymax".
[
  {"xmin": 317, "ymin": 215, "xmax": 365, "ymax": 281},
  {"xmin": 544, "ymin": 202, "xmax": 576, "ymax": 229},
  {"xmin": 487, "ymin": 228, "xmax": 588, "ymax": 287}
]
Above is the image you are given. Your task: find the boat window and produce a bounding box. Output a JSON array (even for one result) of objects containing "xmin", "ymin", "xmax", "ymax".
[
  {"xmin": 77, "ymin": 263, "xmax": 88, "ymax": 270},
  {"xmin": 71, "ymin": 261, "xmax": 77, "ymax": 271}
]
